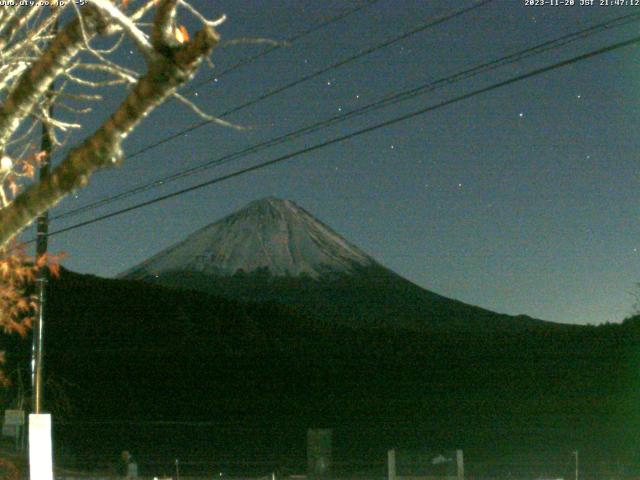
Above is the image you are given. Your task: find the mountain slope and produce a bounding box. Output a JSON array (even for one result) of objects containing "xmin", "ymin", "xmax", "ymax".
[
  {"xmin": 6, "ymin": 268, "xmax": 638, "ymax": 476},
  {"xmin": 121, "ymin": 197, "xmax": 559, "ymax": 332}
]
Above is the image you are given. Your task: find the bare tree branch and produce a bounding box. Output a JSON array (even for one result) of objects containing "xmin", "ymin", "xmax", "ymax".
[
  {"xmin": 0, "ymin": 8, "xmax": 108, "ymax": 155},
  {"xmin": 0, "ymin": 5, "xmax": 44, "ymax": 51},
  {"xmin": 173, "ymin": 91, "xmax": 244, "ymax": 130},
  {"xmin": 0, "ymin": 25, "xmax": 220, "ymax": 246},
  {"xmin": 87, "ymin": 0, "xmax": 155, "ymax": 59}
]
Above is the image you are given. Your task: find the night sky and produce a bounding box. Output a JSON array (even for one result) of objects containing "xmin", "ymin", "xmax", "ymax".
[{"xmin": 31, "ymin": 0, "xmax": 640, "ymax": 325}]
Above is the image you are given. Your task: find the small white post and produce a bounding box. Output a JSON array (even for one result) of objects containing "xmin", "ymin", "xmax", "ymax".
[
  {"xmin": 456, "ymin": 450, "xmax": 464, "ymax": 480},
  {"xmin": 388, "ymin": 449, "xmax": 396, "ymax": 480},
  {"xmin": 29, "ymin": 413, "xmax": 53, "ymax": 480}
]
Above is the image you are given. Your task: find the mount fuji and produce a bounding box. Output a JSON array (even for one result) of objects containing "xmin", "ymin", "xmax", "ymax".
[
  {"xmin": 120, "ymin": 197, "xmax": 554, "ymax": 332},
  {"xmin": 121, "ymin": 197, "xmax": 376, "ymax": 280}
]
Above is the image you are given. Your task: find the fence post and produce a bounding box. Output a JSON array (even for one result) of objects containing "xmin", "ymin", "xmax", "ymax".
[
  {"xmin": 456, "ymin": 450, "xmax": 464, "ymax": 480},
  {"xmin": 388, "ymin": 449, "xmax": 396, "ymax": 480}
]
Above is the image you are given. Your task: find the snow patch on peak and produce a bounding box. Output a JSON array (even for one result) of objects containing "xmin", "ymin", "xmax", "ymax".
[{"xmin": 121, "ymin": 198, "xmax": 376, "ymax": 280}]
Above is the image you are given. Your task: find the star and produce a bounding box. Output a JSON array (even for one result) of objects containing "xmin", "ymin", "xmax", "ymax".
[
  {"xmin": 518, "ymin": 112, "xmax": 524, "ymax": 118},
  {"xmin": 576, "ymin": 94, "xmax": 582, "ymax": 99}
]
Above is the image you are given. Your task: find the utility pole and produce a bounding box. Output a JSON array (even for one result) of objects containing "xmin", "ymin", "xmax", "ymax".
[
  {"xmin": 31, "ymin": 91, "xmax": 52, "ymax": 415},
  {"xmin": 31, "ymin": 10, "xmax": 57, "ymax": 417},
  {"xmin": 573, "ymin": 450, "xmax": 579, "ymax": 480},
  {"xmin": 28, "ymin": 13, "xmax": 58, "ymax": 480}
]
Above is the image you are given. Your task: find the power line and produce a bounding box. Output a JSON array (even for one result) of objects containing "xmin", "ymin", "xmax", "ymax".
[
  {"xmin": 50, "ymin": 11, "xmax": 640, "ymax": 222},
  {"xmin": 102, "ymin": 0, "xmax": 494, "ymax": 162},
  {"xmin": 182, "ymin": 0, "xmax": 384, "ymax": 94},
  {"xmin": 38, "ymin": 3, "xmax": 387, "ymax": 227},
  {"xmin": 36, "ymin": 33, "xmax": 640, "ymax": 240}
]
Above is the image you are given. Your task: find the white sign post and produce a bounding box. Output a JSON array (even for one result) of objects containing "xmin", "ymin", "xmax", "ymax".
[{"xmin": 29, "ymin": 414, "xmax": 53, "ymax": 480}]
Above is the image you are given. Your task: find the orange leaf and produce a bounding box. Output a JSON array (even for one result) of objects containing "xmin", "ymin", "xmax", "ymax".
[
  {"xmin": 24, "ymin": 151, "xmax": 47, "ymax": 167},
  {"xmin": 21, "ymin": 162, "xmax": 35, "ymax": 178},
  {"xmin": 36, "ymin": 254, "xmax": 47, "ymax": 268},
  {"xmin": 48, "ymin": 262, "xmax": 60, "ymax": 278},
  {"xmin": 15, "ymin": 298, "xmax": 29, "ymax": 311},
  {"xmin": 176, "ymin": 25, "xmax": 189, "ymax": 44}
]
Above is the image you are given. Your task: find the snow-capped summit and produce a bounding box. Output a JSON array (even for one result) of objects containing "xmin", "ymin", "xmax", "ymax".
[{"xmin": 121, "ymin": 197, "xmax": 376, "ymax": 280}]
